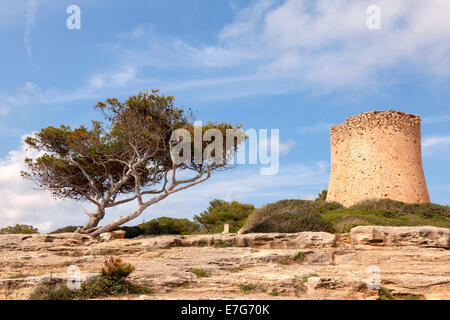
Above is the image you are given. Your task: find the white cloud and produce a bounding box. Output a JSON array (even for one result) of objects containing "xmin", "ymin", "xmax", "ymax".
[
  {"xmin": 297, "ymin": 122, "xmax": 332, "ymax": 134},
  {"xmin": 24, "ymin": 0, "xmax": 37, "ymax": 61},
  {"xmin": 88, "ymin": 67, "xmax": 136, "ymax": 89},
  {"xmin": 0, "ymin": 136, "xmax": 328, "ymax": 232},
  {"xmin": 422, "ymin": 135, "xmax": 450, "ymax": 153},
  {"xmin": 422, "ymin": 114, "xmax": 450, "ymax": 124},
  {"xmin": 0, "ymin": 104, "xmax": 10, "ymax": 116},
  {"xmin": 3, "ymin": 0, "xmax": 450, "ymax": 107},
  {"xmin": 101, "ymin": 0, "xmax": 450, "ymax": 96},
  {"xmin": 0, "ymin": 136, "xmax": 81, "ymax": 233}
]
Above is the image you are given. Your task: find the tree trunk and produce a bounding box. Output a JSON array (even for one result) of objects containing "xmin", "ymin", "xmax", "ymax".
[
  {"xmin": 81, "ymin": 207, "xmax": 105, "ymax": 232},
  {"xmin": 89, "ymin": 193, "xmax": 169, "ymax": 237},
  {"xmin": 89, "ymin": 205, "xmax": 146, "ymax": 237}
]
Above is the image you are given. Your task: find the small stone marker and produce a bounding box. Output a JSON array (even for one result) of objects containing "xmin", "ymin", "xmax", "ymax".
[{"xmin": 222, "ymin": 224, "xmax": 229, "ymax": 234}]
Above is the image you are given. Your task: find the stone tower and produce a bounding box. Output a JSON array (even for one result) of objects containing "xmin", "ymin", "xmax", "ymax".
[{"xmin": 326, "ymin": 110, "xmax": 430, "ymax": 207}]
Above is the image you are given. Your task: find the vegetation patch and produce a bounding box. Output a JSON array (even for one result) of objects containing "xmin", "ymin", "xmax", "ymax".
[
  {"xmin": 49, "ymin": 226, "xmax": 80, "ymax": 234},
  {"xmin": 240, "ymin": 199, "xmax": 337, "ymax": 234},
  {"xmin": 189, "ymin": 268, "xmax": 210, "ymax": 277},
  {"xmin": 240, "ymin": 192, "xmax": 450, "ymax": 234},
  {"xmin": 269, "ymin": 290, "xmax": 279, "ymax": 296},
  {"xmin": 194, "ymin": 199, "xmax": 255, "ymax": 233},
  {"xmin": 29, "ymin": 257, "xmax": 151, "ymax": 300},
  {"xmin": 294, "ymin": 251, "xmax": 306, "ymax": 262},
  {"xmin": 139, "ymin": 217, "xmax": 200, "ymax": 236},
  {"xmin": 214, "ymin": 239, "xmax": 239, "ymax": 248},
  {"xmin": 239, "ymin": 283, "xmax": 256, "ymax": 294},
  {"xmin": 30, "ymin": 257, "xmax": 152, "ymax": 300},
  {"xmin": 0, "ymin": 224, "xmax": 39, "ymax": 234}
]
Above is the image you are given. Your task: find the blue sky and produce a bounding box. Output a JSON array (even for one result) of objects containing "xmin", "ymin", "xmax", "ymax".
[{"xmin": 1, "ymin": 0, "xmax": 450, "ymax": 232}]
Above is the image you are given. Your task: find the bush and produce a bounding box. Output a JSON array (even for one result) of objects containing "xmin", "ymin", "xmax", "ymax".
[
  {"xmin": 240, "ymin": 200, "xmax": 336, "ymax": 234},
  {"xmin": 139, "ymin": 217, "xmax": 199, "ymax": 235},
  {"xmin": 101, "ymin": 257, "xmax": 135, "ymax": 280},
  {"xmin": 322, "ymin": 199, "xmax": 450, "ymax": 233},
  {"xmin": 49, "ymin": 226, "xmax": 80, "ymax": 234},
  {"xmin": 241, "ymin": 194, "xmax": 450, "ymax": 234},
  {"xmin": 0, "ymin": 224, "xmax": 39, "ymax": 234},
  {"xmin": 29, "ymin": 257, "xmax": 150, "ymax": 300},
  {"xmin": 144, "ymin": 221, "xmax": 161, "ymax": 235},
  {"xmin": 194, "ymin": 199, "xmax": 255, "ymax": 233}
]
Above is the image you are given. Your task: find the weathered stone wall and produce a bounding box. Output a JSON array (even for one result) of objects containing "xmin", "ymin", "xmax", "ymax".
[{"xmin": 326, "ymin": 110, "xmax": 430, "ymax": 207}]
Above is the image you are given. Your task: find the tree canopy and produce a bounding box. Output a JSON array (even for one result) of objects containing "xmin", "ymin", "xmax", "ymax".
[
  {"xmin": 193, "ymin": 199, "xmax": 255, "ymax": 233},
  {"xmin": 22, "ymin": 91, "xmax": 245, "ymax": 236}
]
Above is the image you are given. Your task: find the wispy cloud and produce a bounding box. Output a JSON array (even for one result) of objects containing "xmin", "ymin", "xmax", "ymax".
[
  {"xmin": 3, "ymin": 0, "xmax": 450, "ymax": 107},
  {"xmin": 24, "ymin": 0, "xmax": 37, "ymax": 61},
  {"xmin": 297, "ymin": 122, "xmax": 333, "ymax": 134},
  {"xmin": 422, "ymin": 135, "xmax": 450, "ymax": 153},
  {"xmin": 422, "ymin": 114, "xmax": 450, "ymax": 124},
  {"xmin": 0, "ymin": 104, "xmax": 10, "ymax": 117}
]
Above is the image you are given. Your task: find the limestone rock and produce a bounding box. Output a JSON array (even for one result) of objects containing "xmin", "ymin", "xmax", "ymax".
[
  {"xmin": 350, "ymin": 226, "xmax": 450, "ymax": 248},
  {"xmin": 99, "ymin": 233, "xmax": 112, "ymax": 241},
  {"xmin": 110, "ymin": 230, "xmax": 126, "ymax": 240}
]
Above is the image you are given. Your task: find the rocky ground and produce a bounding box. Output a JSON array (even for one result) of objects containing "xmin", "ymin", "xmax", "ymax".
[{"xmin": 0, "ymin": 226, "xmax": 449, "ymax": 300}]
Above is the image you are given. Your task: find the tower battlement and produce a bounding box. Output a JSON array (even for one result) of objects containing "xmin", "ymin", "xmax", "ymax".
[{"xmin": 326, "ymin": 110, "xmax": 430, "ymax": 207}]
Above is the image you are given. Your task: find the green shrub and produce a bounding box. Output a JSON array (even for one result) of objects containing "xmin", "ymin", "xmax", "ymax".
[
  {"xmin": 241, "ymin": 195, "xmax": 450, "ymax": 234},
  {"xmin": 315, "ymin": 190, "xmax": 328, "ymax": 201},
  {"xmin": 189, "ymin": 268, "xmax": 210, "ymax": 277},
  {"xmin": 29, "ymin": 283, "xmax": 75, "ymax": 300},
  {"xmin": 49, "ymin": 226, "xmax": 80, "ymax": 234},
  {"xmin": 139, "ymin": 217, "xmax": 200, "ymax": 235},
  {"xmin": 194, "ymin": 199, "xmax": 255, "ymax": 233},
  {"xmin": 240, "ymin": 200, "xmax": 335, "ymax": 234},
  {"xmin": 239, "ymin": 283, "xmax": 256, "ymax": 294},
  {"xmin": 0, "ymin": 224, "xmax": 39, "ymax": 234},
  {"xmin": 30, "ymin": 257, "xmax": 150, "ymax": 300},
  {"xmin": 101, "ymin": 257, "xmax": 135, "ymax": 280},
  {"xmin": 295, "ymin": 251, "xmax": 305, "ymax": 262},
  {"xmin": 322, "ymin": 199, "xmax": 450, "ymax": 233}
]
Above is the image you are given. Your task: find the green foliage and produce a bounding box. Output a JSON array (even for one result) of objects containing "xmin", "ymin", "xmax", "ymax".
[
  {"xmin": 29, "ymin": 283, "xmax": 75, "ymax": 300},
  {"xmin": 315, "ymin": 190, "xmax": 328, "ymax": 201},
  {"xmin": 239, "ymin": 283, "xmax": 256, "ymax": 294},
  {"xmin": 295, "ymin": 251, "xmax": 305, "ymax": 262},
  {"xmin": 21, "ymin": 91, "xmax": 245, "ymax": 233},
  {"xmin": 0, "ymin": 224, "xmax": 39, "ymax": 234},
  {"xmin": 29, "ymin": 257, "xmax": 150, "ymax": 300},
  {"xmin": 29, "ymin": 276, "xmax": 151, "ymax": 300},
  {"xmin": 241, "ymin": 200, "xmax": 336, "ymax": 234},
  {"xmin": 241, "ymin": 197, "xmax": 450, "ymax": 234},
  {"xmin": 101, "ymin": 257, "xmax": 135, "ymax": 280},
  {"xmin": 194, "ymin": 199, "xmax": 255, "ymax": 233},
  {"xmin": 378, "ymin": 287, "xmax": 394, "ymax": 300},
  {"xmin": 49, "ymin": 226, "xmax": 80, "ymax": 234},
  {"xmin": 189, "ymin": 268, "xmax": 210, "ymax": 277},
  {"xmin": 139, "ymin": 217, "xmax": 200, "ymax": 235},
  {"xmin": 322, "ymin": 199, "xmax": 450, "ymax": 233}
]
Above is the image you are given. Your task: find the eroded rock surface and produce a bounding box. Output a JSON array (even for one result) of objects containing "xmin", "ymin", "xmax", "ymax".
[
  {"xmin": 0, "ymin": 227, "xmax": 448, "ymax": 300},
  {"xmin": 350, "ymin": 226, "xmax": 450, "ymax": 248}
]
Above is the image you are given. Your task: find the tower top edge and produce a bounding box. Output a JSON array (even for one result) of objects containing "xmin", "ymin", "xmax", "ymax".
[{"xmin": 330, "ymin": 110, "xmax": 421, "ymax": 134}]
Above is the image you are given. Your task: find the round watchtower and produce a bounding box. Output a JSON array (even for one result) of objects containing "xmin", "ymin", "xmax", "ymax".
[{"xmin": 326, "ymin": 110, "xmax": 430, "ymax": 207}]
